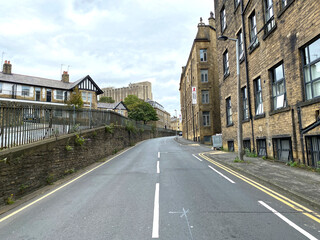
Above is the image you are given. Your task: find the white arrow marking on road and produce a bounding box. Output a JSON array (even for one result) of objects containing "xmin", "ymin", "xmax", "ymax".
[
  {"xmin": 208, "ymin": 165, "xmax": 235, "ymax": 184},
  {"xmin": 258, "ymin": 201, "xmax": 318, "ymax": 240}
]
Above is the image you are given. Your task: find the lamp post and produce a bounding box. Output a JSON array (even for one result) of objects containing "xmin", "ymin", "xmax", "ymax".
[{"xmin": 218, "ymin": 35, "xmax": 244, "ymax": 160}]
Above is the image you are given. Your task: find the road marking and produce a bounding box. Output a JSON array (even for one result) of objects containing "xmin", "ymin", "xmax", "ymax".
[
  {"xmin": 169, "ymin": 208, "xmax": 193, "ymax": 240},
  {"xmin": 152, "ymin": 183, "xmax": 160, "ymax": 238},
  {"xmin": 208, "ymin": 165, "xmax": 235, "ymax": 184},
  {"xmin": 199, "ymin": 153, "xmax": 320, "ymax": 224},
  {"xmin": 0, "ymin": 145, "xmax": 137, "ymax": 223},
  {"xmin": 192, "ymin": 154, "xmax": 202, "ymax": 161},
  {"xmin": 158, "ymin": 152, "xmax": 160, "ymax": 159},
  {"xmin": 258, "ymin": 201, "xmax": 318, "ymax": 240},
  {"xmin": 157, "ymin": 161, "xmax": 160, "ymax": 174}
]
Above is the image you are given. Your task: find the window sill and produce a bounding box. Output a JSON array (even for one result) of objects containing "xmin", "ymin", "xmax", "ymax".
[
  {"xmin": 223, "ymin": 72, "xmax": 230, "ymax": 80},
  {"xmin": 248, "ymin": 42, "xmax": 260, "ymax": 54},
  {"xmin": 242, "ymin": 118, "xmax": 250, "ymax": 123},
  {"xmin": 298, "ymin": 96, "xmax": 320, "ymax": 108},
  {"xmin": 226, "ymin": 123, "xmax": 234, "ymax": 128},
  {"xmin": 263, "ymin": 24, "xmax": 277, "ymax": 41},
  {"xmin": 269, "ymin": 106, "xmax": 291, "ymax": 116},
  {"xmin": 254, "ymin": 113, "xmax": 265, "ymax": 120},
  {"xmin": 278, "ymin": 0, "xmax": 295, "ymax": 18}
]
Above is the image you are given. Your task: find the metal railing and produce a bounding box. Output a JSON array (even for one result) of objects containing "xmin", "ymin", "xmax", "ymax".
[{"xmin": 0, "ymin": 102, "xmax": 171, "ymax": 149}]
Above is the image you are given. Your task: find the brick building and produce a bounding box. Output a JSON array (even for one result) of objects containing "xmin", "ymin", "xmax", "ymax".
[
  {"xmin": 101, "ymin": 81, "xmax": 152, "ymax": 102},
  {"xmin": 146, "ymin": 100, "xmax": 171, "ymax": 129},
  {"xmin": 215, "ymin": 0, "xmax": 320, "ymax": 166},
  {"xmin": 179, "ymin": 13, "xmax": 221, "ymax": 144}
]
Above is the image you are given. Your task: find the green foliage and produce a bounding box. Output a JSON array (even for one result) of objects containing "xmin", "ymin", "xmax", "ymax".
[
  {"xmin": 64, "ymin": 168, "xmax": 75, "ymax": 175},
  {"xmin": 65, "ymin": 145, "xmax": 73, "ymax": 151},
  {"xmin": 19, "ymin": 184, "xmax": 29, "ymax": 192},
  {"xmin": 125, "ymin": 121, "xmax": 137, "ymax": 133},
  {"xmin": 99, "ymin": 96, "xmax": 115, "ymax": 103},
  {"xmin": 151, "ymin": 124, "xmax": 157, "ymax": 134},
  {"xmin": 105, "ymin": 123, "xmax": 115, "ymax": 134},
  {"xmin": 70, "ymin": 124, "xmax": 80, "ymax": 133},
  {"xmin": 67, "ymin": 87, "xmax": 84, "ymax": 109},
  {"xmin": 234, "ymin": 157, "xmax": 245, "ymax": 163},
  {"xmin": 46, "ymin": 173, "xmax": 55, "ymax": 185},
  {"xmin": 262, "ymin": 156, "xmax": 267, "ymax": 160},
  {"xmin": 7, "ymin": 194, "xmax": 15, "ymax": 205},
  {"xmin": 92, "ymin": 131, "xmax": 97, "ymax": 137},
  {"xmin": 124, "ymin": 95, "xmax": 159, "ymax": 124},
  {"xmin": 75, "ymin": 134, "xmax": 85, "ymax": 146},
  {"xmin": 287, "ymin": 160, "xmax": 298, "ymax": 167},
  {"xmin": 113, "ymin": 149, "xmax": 118, "ymax": 154},
  {"xmin": 245, "ymin": 148, "xmax": 257, "ymax": 157}
]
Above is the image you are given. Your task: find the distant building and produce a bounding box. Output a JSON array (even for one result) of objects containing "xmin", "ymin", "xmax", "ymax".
[
  {"xmin": 170, "ymin": 116, "xmax": 180, "ymax": 131},
  {"xmin": 215, "ymin": 0, "xmax": 320, "ymax": 166},
  {"xmin": 146, "ymin": 100, "xmax": 170, "ymax": 129},
  {"xmin": 179, "ymin": 13, "xmax": 221, "ymax": 144},
  {"xmin": 0, "ymin": 61, "xmax": 103, "ymax": 109},
  {"xmin": 97, "ymin": 101, "xmax": 128, "ymax": 117},
  {"xmin": 101, "ymin": 81, "xmax": 152, "ymax": 102}
]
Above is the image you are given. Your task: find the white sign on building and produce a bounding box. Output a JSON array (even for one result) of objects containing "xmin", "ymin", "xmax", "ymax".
[{"xmin": 192, "ymin": 86, "xmax": 197, "ymax": 104}]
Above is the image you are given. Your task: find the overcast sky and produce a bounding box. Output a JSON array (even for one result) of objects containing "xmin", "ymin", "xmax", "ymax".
[{"xmin": 1, "ymin": 0, "xmax": 215, "ymax": 116}]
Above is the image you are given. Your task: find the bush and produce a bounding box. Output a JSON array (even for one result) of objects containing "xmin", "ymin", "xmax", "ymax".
[
  {"xmin": 75, "ymin": 134, "xmax": 85, "ymax": 146},
  {"xmin": 105, "ymin": 123, "xmax": 115, "ymax": 134},
  {"xmin": 245, "ymin": 148, "xmax": 257, "ymax": 157},
  {"xmin": 125, "ymin": 121, "xmax": 137, "ymax": 134}
]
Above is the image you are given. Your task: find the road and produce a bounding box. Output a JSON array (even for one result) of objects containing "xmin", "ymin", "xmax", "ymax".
[{"xmin": 0, "ymin": 136, "xmax": 319, "ymax": 239}]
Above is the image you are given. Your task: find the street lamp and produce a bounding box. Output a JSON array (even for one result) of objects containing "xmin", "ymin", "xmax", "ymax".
[{"xmin": 218, "ymin": 35, "xmax": 244, "ymax": 160}]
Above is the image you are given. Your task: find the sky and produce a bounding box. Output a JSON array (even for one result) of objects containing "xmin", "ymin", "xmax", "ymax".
[{"xmin": 0, "ymin": 0, "xmax": 215, "ymax": 117}]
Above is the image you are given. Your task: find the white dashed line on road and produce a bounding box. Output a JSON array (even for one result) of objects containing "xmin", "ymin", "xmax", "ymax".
[
  {"xmin": 152, "ymin": 183, "xmax": 160, "ymax": 238},
  {"xmin": 208, "ymin": 165, "xmax": 235, "ymax": 184},
  {"xmin": 192, "ymin": 154, "xmax": 202, "ymax": 161}
]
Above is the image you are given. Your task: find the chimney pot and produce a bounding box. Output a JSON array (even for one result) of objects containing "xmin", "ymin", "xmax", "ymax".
[
  {"xmin": 8, "ymin": 61, "xmax": 10, "ymax": 64},
  {"xmin": 4, "ymin": 60, "xmax": 7, "ymax": 64}
]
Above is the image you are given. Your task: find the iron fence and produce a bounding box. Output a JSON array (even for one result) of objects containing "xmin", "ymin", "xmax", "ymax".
[{"xmin": 0, "ymin": 102, "xmax": 169, "ymax": 149}]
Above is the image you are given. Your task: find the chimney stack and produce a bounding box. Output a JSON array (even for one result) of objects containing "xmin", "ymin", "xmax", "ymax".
[
  {"xmin": 62, "ymin": 71, "xmax": 69, "ymax": 83},
  {"xmin": 2, "ymin": 60, "xmax": 12, "ymax": 74},
  {"xmin": 208, "ymin": 11, "xmax": 216, "ymax": 29}
]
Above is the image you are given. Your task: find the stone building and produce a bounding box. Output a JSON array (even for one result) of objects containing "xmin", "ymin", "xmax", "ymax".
[
  {"xmin": 215, "ymin": 0, "xmax": 320, "ymax": 166},
  {"xmin": 146, "ymin": 100, "xmax": 171, "ymax": 129},
  {"xmin": 179, "ymin": 13, "xmax": 221, "ymax": 144},
  {"xmin": 101, "ymin": 81, "xmax": 152, "ymax": 102},
  {"xmin": 0, "ymin": 61, "xmax": 103, "ymax": 109}
]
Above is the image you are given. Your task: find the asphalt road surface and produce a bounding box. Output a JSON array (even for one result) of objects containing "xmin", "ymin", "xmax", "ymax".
[{"xmin": 0, "ymin": 136, "xmax": 319, "ymax": 240}]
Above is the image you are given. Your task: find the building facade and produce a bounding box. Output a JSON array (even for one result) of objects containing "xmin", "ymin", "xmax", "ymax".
[
  {"xmin": 97, "ymin": 101, "xmax": 128, "ymax": 117},
  {"xmin": 101, "ymin": 81, "xmax": 152, "ymax": 102},
  {"xmin": 146, "ymin": 100, "xmax": 171, "ymax": 129},
  {"xmin": 215, "ymin": 0, "xmax": 320, "ymax": 166},
  {"xmin": 179, "ymin": 13, "xmax": 221, "ymax": 144},
  {"xmin": 0, "ymin": 61, "xmax": 103, "ymax": 109}
]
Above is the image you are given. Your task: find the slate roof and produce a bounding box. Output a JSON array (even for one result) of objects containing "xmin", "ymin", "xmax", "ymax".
[
  {"xmin": 97, "ymin": 101, "xmax": 127, "ymax": 110},
  {"xmin": 0, "ymin": 73, "xmax": 102, "ymax": 94}
]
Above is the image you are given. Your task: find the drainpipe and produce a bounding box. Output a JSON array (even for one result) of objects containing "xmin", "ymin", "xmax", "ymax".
[
  {"xmin": 241, "ymin": 0, "xmax": 255, "ymax": 153},
  {"xmin": 297, "ymin": 106, "xmax": 306, "ymax": 164}
]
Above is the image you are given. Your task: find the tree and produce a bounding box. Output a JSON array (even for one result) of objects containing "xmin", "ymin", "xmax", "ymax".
[
  {"xmin": 124, "ymin": 95, "xmax": 159, "ymax": 124},
  {"xmin": 99, "ymin": 96, "xmax": 115, "ymax": 103},
  {"xmin": 67, "ymin": 87, "xmax": 83, "ymax": 109}
]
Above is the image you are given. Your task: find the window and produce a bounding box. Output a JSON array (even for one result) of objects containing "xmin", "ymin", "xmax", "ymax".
[
  {"xmin": 47, "ymin": 89, "xmax": 52, "ymax": 102},
  {"xmin": 35, "ymin": 88, "xmax": 41, "ymax": 101},
  {"xmin": 56, "ymin": 90, "xmax": 63, "ymax": 100},
  {"xmin": 200, "ymin": 49, "xmax": 207, "ymax": 62},
  {"xmin": 88, "ymin": 92, "xmax": 92, "ymax": 103},
  {"xmin": 54, "ymin": 109, "xmax": 63, "ymax": 117},
  {"xmin": 201, "ymin": 90, "xmax": 209, "ymax": 104},
  {"xmin": 223, "ymin": 50, "xmax": 229, "ymax": 76},
  {"xmin": 0, "ymin": 83, "xmax": 2, "ymax": 93},
  {"xmin": 201, "ymin": 69, "xmax": 208, "ymax": 82},
  {"xmin": 306, "ymin": 136, "xmax": 320, "ymax": 167},
  {"xmin": 82, "ymin": 92, "xmax": 87, "ymax": 101},
  {"xmin": 271, "ymin": 63, "xmax": 287, "ymax": 110},
  {"xmin": 303, "ymin": 37, "xmax": 320, "ymax": 100},
  {"xmin": 203, "ymin": 111, "xmax": 210, "ymax": 126},
  {"xmin": 237, "ymin": 30, "xmax": 244, "ymax": 60},
  {"xmin": 264, "ymin": 0, "xmax": 275, "ymax": 34},
  {"xmin": 254, "ymin": 78, "xmax": 264, "ymax": 115},
  {"xmin": 249, "ymin": 11, "xmax": 258, "ymax": 50},
  {"xmin": 204, "ymin": 136, "xmax": 211, "ymax": 143},
  {"xmin": 257, "ymin": 139, "xmax": 267, "ymax": 156},
  {"xmin": 64, "ymin": 91, "xmax": 68, "ymax": 101},
  {"xmin": 281, "ymin": 0, "xmax": 288, "ymax": 8},
  {"xmin": 22, "ymin": 86, "xmax": 30, "ymax": 97},
  {"xmin": 243, "ymin": 140, "xmax": 251, "ymax": 152},
  {"xmin": 234, "ymin": 0, "xmax": 240, "ymax": 9},
  {"xmin": 226, "ymin": 97, "xmax": 232, "ymax": 126},
  {"xmin": 228, "ymin": 141, "xmax": 234, "ymax": 152},
  {"xmin": 242, "ymin": 87, "xmax": 249, "ymax": 120},
  {"xmin": 220, "ymin": 6, "xmax": 226, "ymax": 32},
  {"xmin": 273, "ymin": 138, "xmax": 292, "ymax": 162}
]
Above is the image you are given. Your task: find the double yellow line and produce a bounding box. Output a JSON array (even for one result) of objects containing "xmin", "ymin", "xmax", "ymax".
[{"xmin": 199, "ymin": 153, "xmax": 320, "ymax": 224}]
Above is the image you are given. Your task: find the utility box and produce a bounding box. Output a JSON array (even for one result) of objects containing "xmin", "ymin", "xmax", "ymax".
[{"xmin": 212, "ymin": 134, "xmax": 222, "ymax": 149}]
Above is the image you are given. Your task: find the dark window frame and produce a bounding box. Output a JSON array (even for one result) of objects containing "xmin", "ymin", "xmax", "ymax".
[
  {"xmin": 270, "ymin": 62, "xmax": 287, "ymax": 110},
  {"xmin": 223, "ymin": 50, "xmax": 229, "ymax": 77},
  {"xmin": 257, "ymin": 138, "xmax": 267, "ymax": 157},
  {"xmin": 226, "ymin": 97, "xmax": 233, "ymax": 126},
  {"xmin": 263, "ymin": 0, "xmax": 276, "ymax": 36},
  {"xmin": 237, "ymin": 29, "xmax": 244, "ymax": 61},
  {"xmin": 306, "ymin": 135, "xmax": 320, "ymax": 167},
  {"xmin": 203, "ymin": 111, "xmax": 210, "ymax": 126},
  {"xmin": 243, "ymin": 139, "xmax": 251, "ymax": 152},
  {"xmin": 272, "ymin": 137, "xmax": 292, "ymax": 162},
  {"xmin": 248, "ymin": 10, "xmax": 259, "ymax": 51},
  {"xmin": 228, "ymin": 140, "xmax": 234, "ymax": 152},
  {"xmin": 242, "ymin": 86, "xmax": 249, "ymax": 120},
  {"xmin": 254, "ymin": 77, "xmax": 264, "ymax": 115},
  {"xmin": 201, "ymin": 90, "xmax": 209, "ymax": 104},
  {"xmin": 200, "ymin": 49, "xmax": 207, "ymax": 62},
  {"xmin": 220, "ymin": 6, "xmax": 227, "ymax": 33},
  {"xmin": 201, "ymin": 69, "xmax": 209, "ymax": 83}
]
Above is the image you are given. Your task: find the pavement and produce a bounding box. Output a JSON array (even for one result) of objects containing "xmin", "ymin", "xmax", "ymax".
[{"xmin": 175, "ymin": 136, "xmax": 320, "ymax": 211}]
